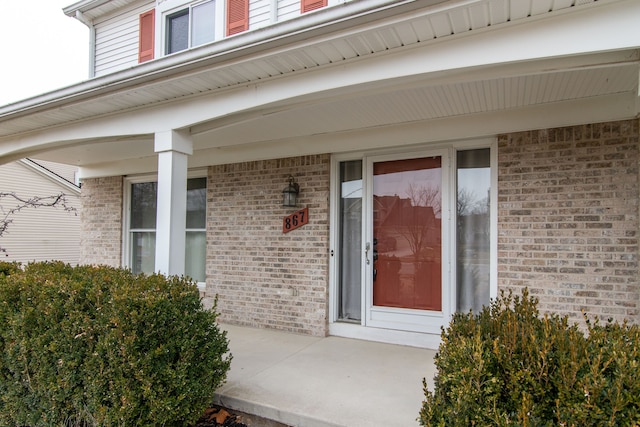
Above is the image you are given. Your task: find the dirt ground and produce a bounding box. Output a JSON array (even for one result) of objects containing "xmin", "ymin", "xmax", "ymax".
[{"xmin": 194, "ymin": 405, "xmax": 291, "ymax": 427}]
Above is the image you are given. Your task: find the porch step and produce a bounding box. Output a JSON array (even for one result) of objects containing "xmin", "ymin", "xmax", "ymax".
[{"xmin": 213, "ymin": 324, "xmax": 437, "ymax": 427}]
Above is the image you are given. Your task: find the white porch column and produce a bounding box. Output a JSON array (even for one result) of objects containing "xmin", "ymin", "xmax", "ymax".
[{"xmin": 154, "ymin": 130, "xmax": 193, "ymax": 276}]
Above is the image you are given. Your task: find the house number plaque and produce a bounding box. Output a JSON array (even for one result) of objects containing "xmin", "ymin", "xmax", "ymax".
[{"xmin": 283, "ymin": 207, "xmax": 308, "ymax": 233}]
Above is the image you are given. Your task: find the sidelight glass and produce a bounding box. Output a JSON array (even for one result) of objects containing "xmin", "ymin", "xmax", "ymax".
[
  {"xmin": 338, "ymin": 160, "xmax": 363, "ymax": 321},
  {"xmin": 456, "ymin": 149, "xmax": 491, "ymax": 313}
]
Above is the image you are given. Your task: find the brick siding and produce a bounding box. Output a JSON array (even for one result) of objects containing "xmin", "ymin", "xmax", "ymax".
[
  {"xmin": 79, "ymin": 176, "xmax": 123, "ymax": 267},
  {"xmin": 498, "ymin": 120, "xmax": 640, "ymax": 325},
  {"xmin": 76, "ymin": 120, "xmax": 639, "ymax": 335},
  {"xmin": 204, "ymin": 155, "xmax": 330, "ymax": 336}
]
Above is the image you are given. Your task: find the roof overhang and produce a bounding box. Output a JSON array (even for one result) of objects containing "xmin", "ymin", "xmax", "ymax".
[
  {"xmin": 63, "ymin": 0, "xmax": 139, "ymax": 20},
  {"xmin": 1, "ymin": 0, "xmax": 638, "ymax": 178}
]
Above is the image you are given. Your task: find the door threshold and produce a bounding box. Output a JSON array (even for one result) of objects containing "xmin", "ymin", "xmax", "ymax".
[{"xmin": 329, "ymin": 322, "xmax": 441, "ymax": 349}]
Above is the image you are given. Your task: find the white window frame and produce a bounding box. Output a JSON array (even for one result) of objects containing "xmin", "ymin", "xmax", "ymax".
[
  {"xmin": 156, "ymin": 0, "xmax": 225, "ymax": 57},
  {"xmin": 123, "ymin": 170, "xmax": 208, "ymax": 288}
]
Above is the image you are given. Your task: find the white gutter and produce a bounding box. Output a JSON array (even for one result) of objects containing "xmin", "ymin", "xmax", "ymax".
[{"xmin": 74, "ymin": 10, "xmax": 96, "ymax": 79}]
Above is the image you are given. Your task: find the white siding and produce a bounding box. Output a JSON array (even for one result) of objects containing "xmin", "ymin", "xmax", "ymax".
[
  {"xmin": 277, "ymin": 0, "xmax": 300, "ymax": 22},
  {"xmin": 0, "ymin": 161, "xmax": 81, "ymax": 265},
  {"xmin": 33, "ymin": 160, "xmax": 78, "ymax": 185},
  {"xmin": 94, "ymin": 0, "xmax": 155, "ymax": 77},
  {"xmin": 250, "ymin": 0, "xmax": 273, "ymax": 30}
]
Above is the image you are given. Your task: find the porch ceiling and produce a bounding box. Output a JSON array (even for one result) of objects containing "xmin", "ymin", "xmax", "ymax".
[
  {"xmin": 1, "ymin": 0, "xmax": 639, "ymax": 172},
  {"xmin": 188, "ymin": 62, "xmax": 638, "ymax": 150}
]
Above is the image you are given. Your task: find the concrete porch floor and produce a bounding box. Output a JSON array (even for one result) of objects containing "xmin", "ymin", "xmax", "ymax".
[{"xmin": 213, "ymin": 324, "xmax": 438, "ymax": 427}]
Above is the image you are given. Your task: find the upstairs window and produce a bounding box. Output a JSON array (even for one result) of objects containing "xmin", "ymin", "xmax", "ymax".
[{"xmin": 166, "ymin": 0, "xmax": 216, "ymax": 54}]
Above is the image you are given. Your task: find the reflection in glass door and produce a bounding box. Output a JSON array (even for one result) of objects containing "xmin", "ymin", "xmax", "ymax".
[{"xmin": 372, "ymin": 157, "xmax": 442, "ymax": 311}]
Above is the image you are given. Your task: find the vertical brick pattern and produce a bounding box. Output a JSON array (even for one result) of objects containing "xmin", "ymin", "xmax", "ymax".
[
  {"xmin": 205, "ymin": 155, "xmax": 330, "ymax": 336},
  {"xmin": 79, "ymin": 176, "xmax": 123, "ymax": 267},
  {"xmin": 498, "ymin": 120, "xmax": 640, "ymax": 324}
]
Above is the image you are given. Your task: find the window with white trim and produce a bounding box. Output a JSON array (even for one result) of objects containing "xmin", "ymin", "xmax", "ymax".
[
  {"xmin": 166, "ymin": 0, "xmax": 216, "ymax": 54},
  {"xmin": 127, "ymin": 177, "xmax": 207, "ymax": 283}
]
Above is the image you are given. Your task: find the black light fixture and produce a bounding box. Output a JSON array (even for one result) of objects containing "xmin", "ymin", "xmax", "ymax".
[{"xmin": 282, "ymin": 175, "xmax": 299, "ymax": 207}]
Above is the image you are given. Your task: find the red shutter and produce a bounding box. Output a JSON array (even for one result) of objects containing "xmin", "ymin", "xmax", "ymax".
[
  {"xmin": 138, "ymin": 9, "xmax": 155, "ymax": 63},
  {"xmin": 226, "ymin": 0, "xmax": 248, "ymax": 36},
  {"xmin": 301, "ymin": 0, "xmax": 327, "ymax": 13}
]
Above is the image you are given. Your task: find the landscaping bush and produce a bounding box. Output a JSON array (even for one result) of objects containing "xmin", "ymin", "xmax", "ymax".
[
  {"xmin": 420, "ymin": 289, "xmax": 640, "ymax": 427},
  {"xmin": 0, "ymin": 261, "xmax": 232, "ymax": 427},
  {"xmin": 0, "ymin": 261, "xmax": 20, "ymax": 277}
]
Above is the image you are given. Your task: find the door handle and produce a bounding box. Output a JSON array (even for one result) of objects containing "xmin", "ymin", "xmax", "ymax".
[{"xmin": 365, "ymin": 242, "xmax": 371, "ymax": 265}]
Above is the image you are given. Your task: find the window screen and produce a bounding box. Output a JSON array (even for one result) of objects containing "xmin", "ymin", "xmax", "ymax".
[{"xmin": 167, "ymin": 9, "xmax": 189, "ymax": 54}]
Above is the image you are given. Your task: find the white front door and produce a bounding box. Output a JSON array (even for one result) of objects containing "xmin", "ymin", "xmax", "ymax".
[{"xmin": 364, "ymin": 151, "xmax": 451, "ymax": 333}]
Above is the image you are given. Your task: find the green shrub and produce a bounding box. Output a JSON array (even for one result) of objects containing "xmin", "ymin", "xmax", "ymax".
[
  {"xmin": 0, "ymin": 261, "xmax": 20, "ymax": 277},
  {"xmin": 420, "ymin": 289, "xmax": 640, "ymax": 427},
  {"xmin": 0, "ymin": 261, "xmax": 232, "ymax": 427}
]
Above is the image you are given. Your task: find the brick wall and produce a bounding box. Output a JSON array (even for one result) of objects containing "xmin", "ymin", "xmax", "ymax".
[
  {"xmin": 205, "ymin": 155, "xmax": 330, "ymax": 336},
  {"xmin": 498, "ymin": 120, "xmax": 640, "ymax": 324},
  {"xmin": 79, "ymin": 176, "xmax": 123, "ymax": 267}
]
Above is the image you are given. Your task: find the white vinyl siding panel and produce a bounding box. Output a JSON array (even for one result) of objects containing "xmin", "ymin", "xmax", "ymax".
[
  {"xmin": 0, "ymin": 162, "xmax": 81, "ymax": 265},
  {"xmin": 94, "ymin": 0, "xmax": 155, "ymax": 77},
  {"xmin": 250, "ymin": 0, "xmax": 272, "ymax": 29},
  {"xmin": 277, "ymin": 0, "xmax": 300, "ymax": 22},
  {"xmin": 33, "ymin": 160, "xmax": 78, "ymax": 185}
]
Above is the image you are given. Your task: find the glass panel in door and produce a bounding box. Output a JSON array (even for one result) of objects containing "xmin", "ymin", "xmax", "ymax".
[{"xmin": 372, "ymin": 157, "xmax": 442, "ymax": 311}]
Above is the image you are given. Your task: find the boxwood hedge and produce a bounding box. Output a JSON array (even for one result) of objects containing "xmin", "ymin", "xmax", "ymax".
[
  {"xmin": 420, "ymin": 289, "xmax": 640, "ymax": 427},
  {"xmin": 0, "ymin": 261, "xmax": 231, "ymax": 427}
]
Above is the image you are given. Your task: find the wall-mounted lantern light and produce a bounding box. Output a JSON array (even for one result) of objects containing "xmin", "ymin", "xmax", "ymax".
[{"xmin": 282, "ymin": 175, "xmax": 300, "ymax": 207}]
